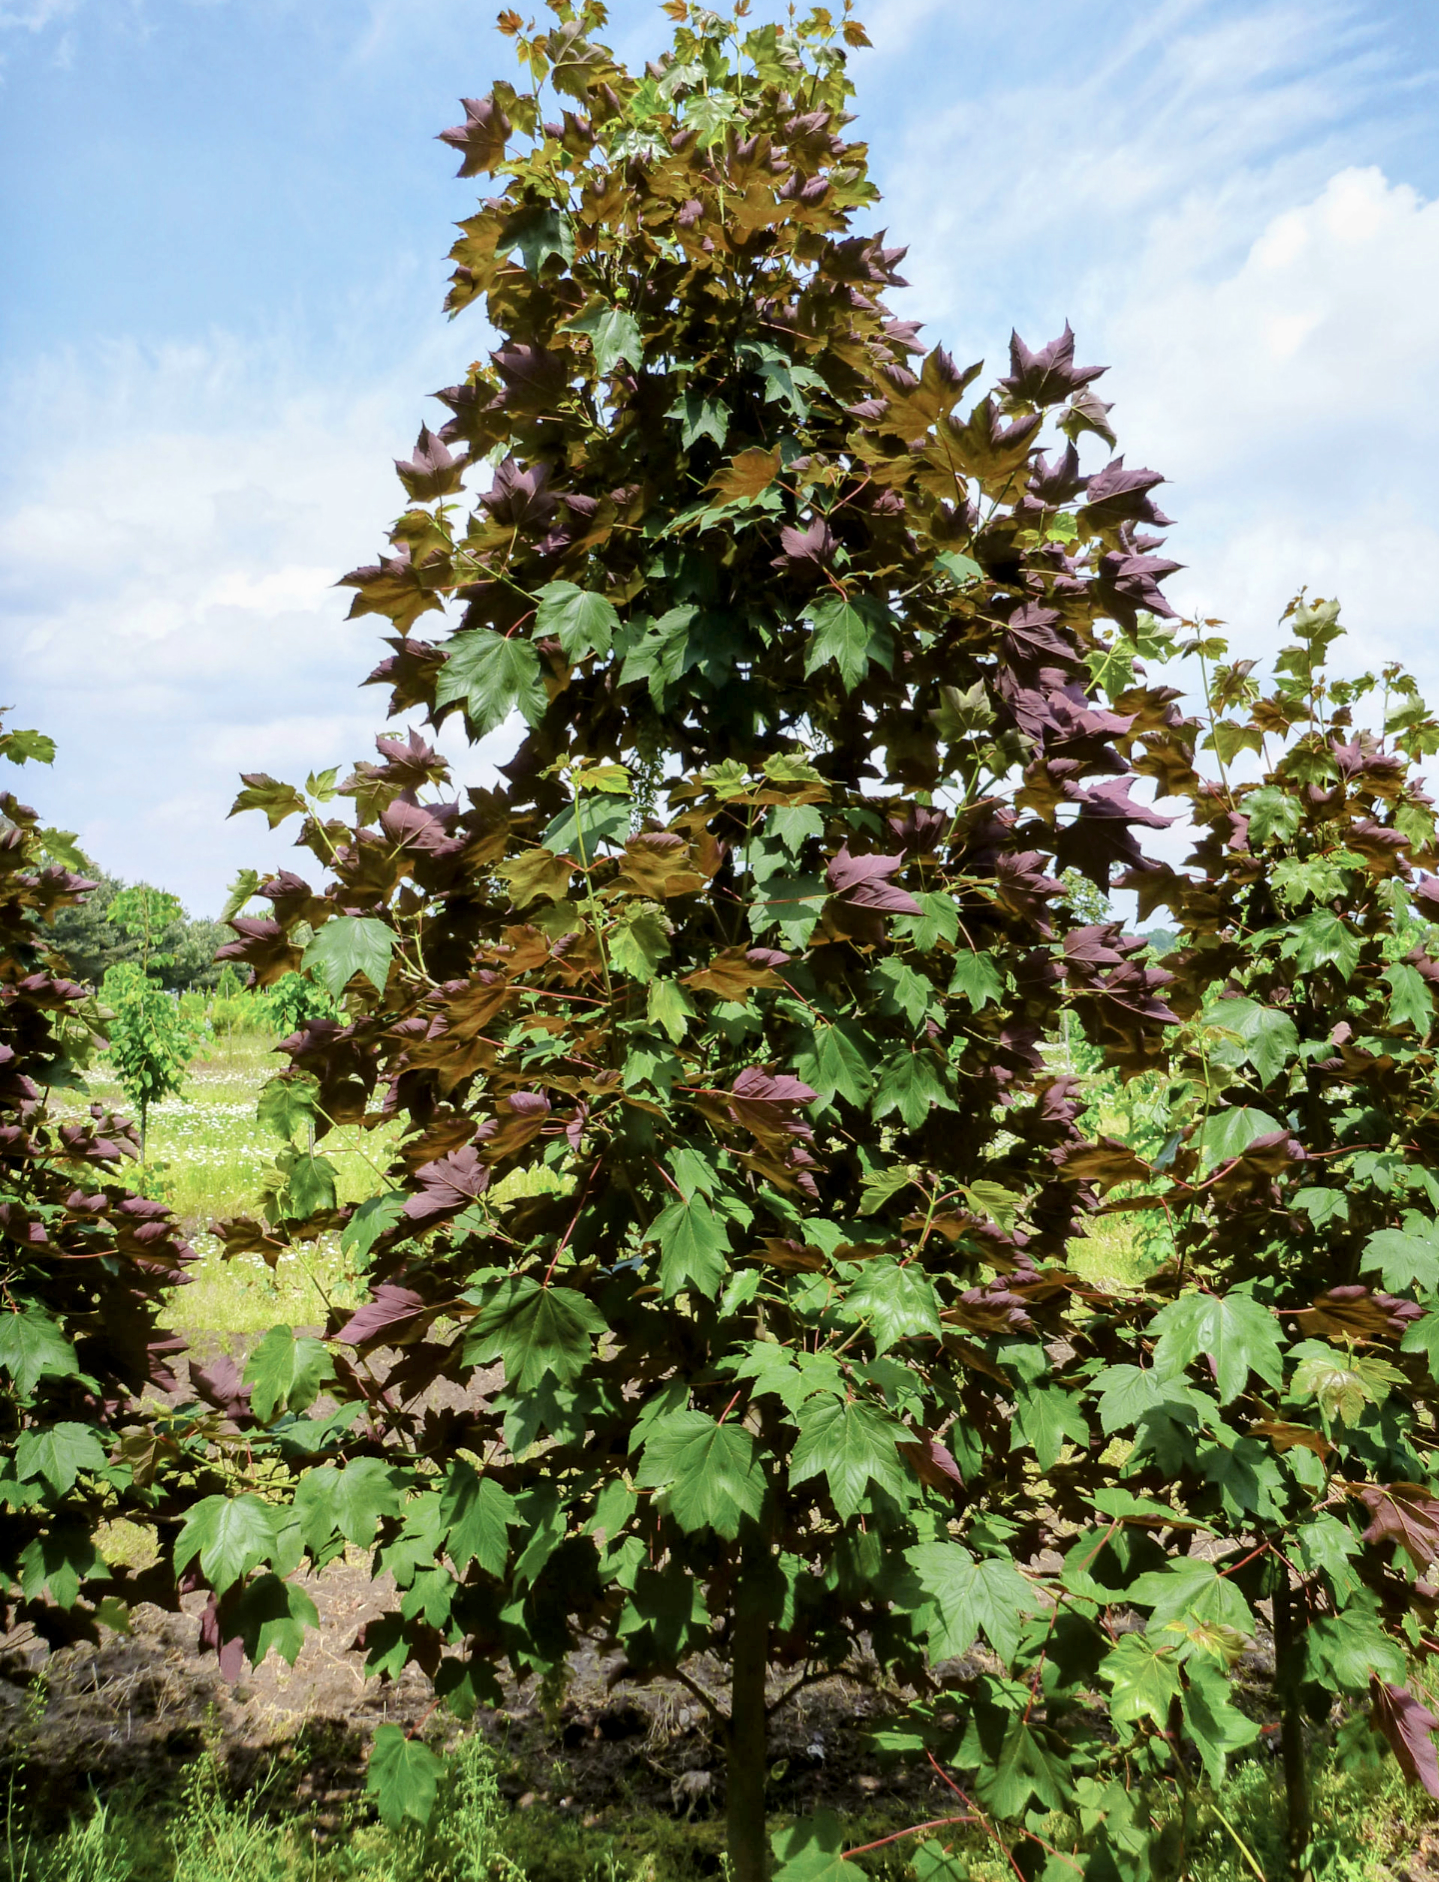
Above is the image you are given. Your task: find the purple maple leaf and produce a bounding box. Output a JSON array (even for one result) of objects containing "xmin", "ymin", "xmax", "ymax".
[
  {"xmin": 481, "ymin": 455, "xmax": 559, "ymax": 530},
  {"xmin": 1081, "ymin": 457, "xmax": 1175, "ymax": 533},
  {"xmin": 773, "ymin": 516, "xmax": 836, "ymax": 574},
  {"xmin": 336, "ymin": 1283, "xmax": 432, "ymax": 1348},
  {"xmin": 727, "ymin": 1066, "xmax": 818, "ymax": 1141},
  {"xmin": 394, "ymin": 426, "xmax": 465, "ymax": 503},
  {"xmin": 437, "ymin": 94, "xmax": 512, "ymax": 176},
  {"xmin": 1372, "ymin": 1680, "xmax": 1439, "ymax": 1797},
  {"xmin": 190, "ymin": 1355, "xmax": 252, "ymax": 1422},
  {"xmin": 1001, "ymin": 323, "xmax": 1106, "ymax": 407},
  {"xmin": 1094, "ymin": 548, "xmax": 1183, "ymax": 629},
  {"xmin": 401, "ymin": 1145, "xmax": 491, "ymax": 1230},
  {"xmin": 826, "ymin": 847, "xmax": 922, "ymax": 915}
]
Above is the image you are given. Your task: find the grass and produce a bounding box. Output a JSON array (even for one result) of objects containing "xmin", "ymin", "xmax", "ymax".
[
  {"xmin": 3, "ymin": 1727, "xmax": 1432, "ymax": 1882},
  {"xmin": 66, "ymin": 1032, "xmax": 397, "ymax": 1335}
]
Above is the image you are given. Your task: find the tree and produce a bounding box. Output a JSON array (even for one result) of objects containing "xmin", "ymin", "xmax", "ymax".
[
  {"xmin": 100, "ymin": 963, "xmax": 199, "ymax": 1158},
  {"xmin": 1086, "ymin": 599, "xmax": 1439, "ymax": 1879},
  {"xmin": 0, "ymin": 715, "xmax": 197, "ymax": 1649},
  {"xmin": 211, "ymin": 5, "xmax": 1196, "ymax": 1872},
  {"xmin": 48, "ymin": 865, "xmax": 230, "ymax": 993}
]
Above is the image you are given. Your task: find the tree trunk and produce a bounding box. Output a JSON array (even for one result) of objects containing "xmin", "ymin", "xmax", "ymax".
[
  {"xmin": 1271, "ymin": 1560, "xmax": 1313, "ymax": 1882},
  {"xmin": 725, "ymin": 1579, "xmax": 770, "ymax": 1882}
]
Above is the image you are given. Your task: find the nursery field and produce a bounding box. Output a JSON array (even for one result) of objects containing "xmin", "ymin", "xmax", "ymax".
[{"xmin": 0, "ymin": 1036, "xmax": 1434, "ymax": 1882}]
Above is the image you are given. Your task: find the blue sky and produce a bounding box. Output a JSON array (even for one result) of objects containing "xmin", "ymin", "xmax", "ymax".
[{"xmin": 2, "ymin": 0, "xmax": 1438, "ymax": 913}]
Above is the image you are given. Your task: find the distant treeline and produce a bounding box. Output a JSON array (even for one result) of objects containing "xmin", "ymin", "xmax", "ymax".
[{"xmin": 48, "ymin": 865, "xmax": 230, "ymax": 993}]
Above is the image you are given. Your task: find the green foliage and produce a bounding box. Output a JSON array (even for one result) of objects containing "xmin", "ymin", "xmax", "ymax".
[
  {"xmin": 0, "ymin": 712, "xmax": 196, "ymax": 1652},
  {"xmin": 100, "ymin": 963, "xmax": 199, "ymax": 1151}
]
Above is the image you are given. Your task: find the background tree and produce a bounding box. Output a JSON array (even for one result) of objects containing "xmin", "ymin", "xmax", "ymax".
[
  {"xmin": 100, "ymin": 963, "xmax": 199, "ymax": 1159},
  {"xmin": 48, "ymin": 865, "xmax": 230, "ymax": 993},
  {"xmin": 1069, "ymin": 599, "xmax": 1439, "ymax": 1880},
  {"xmin": 209, "ymin": 4, "xmax": 1197, "ymax": 1874}
]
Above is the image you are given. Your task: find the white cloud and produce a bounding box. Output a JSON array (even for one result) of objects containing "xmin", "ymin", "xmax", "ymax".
[
  {"xmin": 0, "ymin": 0, "xmax": 77, "ymax": 28},
  {"xmin": 0, "ymin": 329, "xmax": 491, "ymax": 914},
  {"xmin": 1106, "ymin": 165, "xmax": 1439, "ymax": 687}
]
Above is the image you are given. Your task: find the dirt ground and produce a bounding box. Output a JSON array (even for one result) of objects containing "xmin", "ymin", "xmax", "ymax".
[{"xmin": 0, "ymin": 1551, "xmax": 944, "ymax": 1837}]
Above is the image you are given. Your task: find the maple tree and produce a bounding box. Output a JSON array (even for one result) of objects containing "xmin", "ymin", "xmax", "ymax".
[
  {"xmin": 207, "ymin": 2, "xmax": 1191, "ymax": 1871},
  {"xmin": 189, "ymin": 4, "xmax": 1439, "ymax": 1879},
  {"xmin": 0, "ymin": 717, "xmax": 197, "ymax": 1649}
]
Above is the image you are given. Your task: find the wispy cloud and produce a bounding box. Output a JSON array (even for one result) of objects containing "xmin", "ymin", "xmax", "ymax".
[
  {"xmin": 0, "ymin": 327, "xmax": 498, "ymax": 912},
  {"xmin": 0, "ymin": 0, "xmax": 77, "ymax": 29}
]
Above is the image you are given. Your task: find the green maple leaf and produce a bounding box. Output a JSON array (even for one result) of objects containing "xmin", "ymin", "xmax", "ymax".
[
  {"xmin": 669, "ymin": 391, "xmax": 729, "ymax": 451},
  {"xmin": 608, "ymin": 902, "xmax": 672, "ymax": 982},
  {"xmin": 435, "ymin": 629, "xmax": 548, "ymax": 737},
  {"xmin": 245, "ymin": 1324, "xmax": 335, "ymax": 1423},
  {"xmin": 275, "ymin": 1146, "xmax": 339, "ymax": 1218},
  {"xmin": 750, "ymin": 871, "xmax": 827, "ymax": 947},
  {"xmin": 1244, "ymin": 785, "xmax": 1302, "ymax": 846},
  {"xmin": 0, "ymin": 1311, "xmax": 77, "ymax": 1396},
  {"xmin": 541, "ymin": 791, "xmax": 632, "ymax": 858},
  {"xmin": 1307, "ymin": 1611, "xmax": 1406, "ymax": 1690},
  {"xmin": 1193, "ymin": 1105, "xmax": 1282, "ymax": 1172},
  {"xmin": 802, "ymin": 594, "xmax": 894, "ymax": 691},
  {"xmin": 301, "ymin": 916, "xmax": 394, "ymax": 999},
  {"xmin": 928, "ymin": 679, "xmax": 993, "ymax": 742},
  {"xmin": 1361, "ymin": 1216, "xmax": 1439, "ymax": 1293},
  {"xmin": 977, "ymin": 1717, "xmax": 1071, "ymax": 1817},
  {"xmin": 1013, "ymin": 1384, "xmax": 1090, "ymax": 1471},
  {"xmin": 1149, "ymin": 1291, "xmax": 1283, "ymax": 1404},
  {"xmin": 636, "ymin": 1410, "xmax": 765, "ymax": 1538},
  {"xmin": 1291, "ymin": 1343, "xmax": 1404, "ymax": 1422},
  {"xmin": 256, "ymin": 1072, "xmax": 322, "ymax": 1142},
  {"xmin": 869, "ymin": 959, "xmax": 936, "ymax": 1030},
  {"xmin": 232, "ymin": 1573, "xmax": 319, "ymax": 1669},
  {"xmin": 367, "ymin": 1724, "xmax": 445, "ymax": 1829},
  {"xmin": 1126, "ymin": 1557, "xmax": 1254, "ymax": 1636},
  {"xmin": 795, "ymin": 1021, "xmax": 874, "ymax": 1108},
  {"xmin": 1385, "ymin": 961, "xmax": 1433, "ymax": 1034},
  {"xmin": 894, "ymin": 890, "xmax": 960, "ymax": 951},
  {"xmin": 935, "ymin": 549, "xmax": 983, "ymax": 587},
  {"xmin": 564, "ymin": 304, "xmax": 643, "ymax": 377},
  {"xmin": 789, "ymin": 1397, "xmax": 909, "ymax": 1519},
  {"xmin": 645, "ymin": 978, "xmax": 693, "ymax": 1043},
  {"xmin": 341, "ymin": 1191, "xmax": 407, "ymax": 1266},
  {"xmin": 1101, "ymin": 1634, "xmax": 1182, "ymax": 1730},
  {"xmin": 175, "ymin": 1493, "xmax": 278, "ymax": 1595},
  {"xmin": 648, "ymin": 1192, "xmax": 730, "ymax": 1299},
  {"xmin": 439, "ymin": 1460, "xmax": 515, "ymax": 1577},
  {"xmin": 1093, "ymin": 1365, "xmax": 1197, "ymax": 1436},
  {"xmin": 948, "ymin": 953, "xmax": 1003, "ymax": 1008},
  {"xmin": 1208, "ymin": 997, "xmax": 1298, "ymax": 1085},
  {"xmin": 906, "ymin": 1542, "xmax": 1037, "ymax": 1664},
  {"xmin": 330, "ymin": 1458, "xmax": 407, "ymax": 1548},
  {"xmin": 502, "ymin": 203, "xmax": 574, "ymax": 274},
  {"xmin": 19, "ymin": 1526, "xmax": 107, "ymax": 1610},
  {"xmin": 1402, "ymin": 1310, "xmax": 1439, "ymax": 1382},
  {"xmin": 856, "ymin": 1163, "xmax": 919, "ymax": 1217},
  {"xmin": 1285, "ymin": 909, "xmax": 1360, "ymax": 980},
  {"xmin": 841, "ymin": 1260, "xmax": 940, "ymax": 1354},
  {"xmin": 0, "ymin": 726, "xmax": 55, "ymax": 766},
  {"xmin": 467, "ymin": 1276, "xmax": 607, "ymax": 1389},
  {"xmin": 228, "ymin": 774, "xmax": 308, "ymax": 829},
  {"xmin": 1182, "ymin": 1659, "xmax": 1261, "ymax": 1784},
  {"xmin": 535, "ymin": 580, "xmax": 621, "ymax": 660},
  {"xmin": 1292, "ymin": 1186, "xmax": 1349, "ymax": 1229},
  {"xmin": 770, "ymin": 1810, "xmax": 868, "ymax": 1882},
  {"xmin": 872, "ymin": 1050, "xmax": 955, "ymax": 1130},
  {"xmin": 15, "ymin": 1422, "xmax": 107, "ymax": 1495}
]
